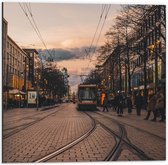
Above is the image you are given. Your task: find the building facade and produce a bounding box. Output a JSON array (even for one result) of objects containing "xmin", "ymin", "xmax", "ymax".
[
  {"xmin": 6, "ymin": 36, "xmax": 29, "ymax": 91},
  {"xmin": 101, "ymin": 5, "xmax": 166, "ymax": 99},
  {"xmin": 2, "ymin": 19, "xmax": 40, "ymax": 109},
  {"xmin": 23, "ymin": 49, "xmax": 40, "ymax": 88},
  {"xmin": 129, "ymin": 5, "xmax": 166, "ymax": 96}
]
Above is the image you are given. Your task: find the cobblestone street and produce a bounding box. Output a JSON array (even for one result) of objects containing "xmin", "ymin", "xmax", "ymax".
[
  {"xmin": 2, "ymin": 103, "xmax": 166, "ymax": 162},
  {"xmin": 2, "ymin": 3, "xmax": 166, "ymax": 164}
]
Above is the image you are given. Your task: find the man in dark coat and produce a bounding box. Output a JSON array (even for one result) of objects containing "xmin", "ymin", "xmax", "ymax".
[
  {"xmin": 127, "ymin": 94, "xmax": 132, "ymax": 114},
  {"xmin": 116, "ymin": 92, "xmax": 123, "ymax": 116},
  {"xmin": 135, "ymin": 92, "xmax": 143, "ymax": 116}
]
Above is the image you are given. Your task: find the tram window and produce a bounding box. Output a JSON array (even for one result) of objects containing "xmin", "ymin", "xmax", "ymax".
[{"xmin": 78, "ymin": 88, "xmax": 96, "ymax": 100}]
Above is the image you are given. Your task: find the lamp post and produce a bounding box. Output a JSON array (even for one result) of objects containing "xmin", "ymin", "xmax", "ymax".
[
  {"xmin": 148, "ymin": 39, "xmax": 161, "ymax": 93},
  {"xmin": 23, "ymin": 59, "xmax": 29, "ymax": 107},
  {"xmin": 36, "ymin": 72, "xmax": 40, "ymax": 111}
]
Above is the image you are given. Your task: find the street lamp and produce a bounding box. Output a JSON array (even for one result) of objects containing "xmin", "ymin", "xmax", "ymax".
[{"xmin": 35, "ymin": 72, "xmax": 41, "ymax": 110}]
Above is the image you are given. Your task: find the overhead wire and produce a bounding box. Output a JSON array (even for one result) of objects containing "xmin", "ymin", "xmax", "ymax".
[
  {"xmin": 19, "ymin": 3, "xmax": 52, "ymax": 57},
  {"xmin": 85, "ymin": 4, "xmax": 111, "ymax": 73},
  {"xmin": 93, "ymin": 4, "xmax": 111, "ymax": 54},
  {"xmin": 25, "ymin": 3, "xmax": 52, "ymax": 57},
  {"xmin": 82, "ymin": 4, "xmax": 108, "ymax": 82},
  {"xmin": 87, "ymin": 4, "xmax": 107, "ymax": 59},
  {"xmin": 25, "ymin": 4, "xmax": 50, "ymax": 53},
  {"xmin": 19, "ymin": 3, "xmax": 40, "ymax": 39}
]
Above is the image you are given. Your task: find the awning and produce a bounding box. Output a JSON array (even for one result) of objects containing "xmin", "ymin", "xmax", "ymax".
[{"xmin": 9, "ymin": 89, "xmax": 26, "ymax": 95}]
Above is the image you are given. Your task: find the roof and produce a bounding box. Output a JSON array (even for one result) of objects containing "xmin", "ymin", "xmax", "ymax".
[{"xmin": 23, "ymin": 49, "xmax": 39, "ymax": 54}]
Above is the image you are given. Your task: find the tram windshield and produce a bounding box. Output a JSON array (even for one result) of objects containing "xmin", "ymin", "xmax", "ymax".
[{"xmin": 78, "ymin": 87, "xmax": 96, "ymax": 101}]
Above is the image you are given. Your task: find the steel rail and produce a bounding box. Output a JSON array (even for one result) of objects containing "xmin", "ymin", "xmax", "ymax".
[
  {"xmin": 88, "ymin": 111, "xmax": 153, "ymax": 160},
  {"xmin": 3, "ymin": 107, "xmax": 61, "ymax": 139},
  {"xmin": 35, "ymin": 111, "xmax": 97, "ymax": 162},
  {"xmin": 96, "ymin": 111, "xmax": 165, "ymax": 140}
]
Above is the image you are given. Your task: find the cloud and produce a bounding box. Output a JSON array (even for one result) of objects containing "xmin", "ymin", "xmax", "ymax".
[
  {"xmin": 38, "ymin": 48, "xmax": 76, "ymax": 61},
  {"xmin": 38, "ymin": 46, "xmax": 96, "ymax": 62}
]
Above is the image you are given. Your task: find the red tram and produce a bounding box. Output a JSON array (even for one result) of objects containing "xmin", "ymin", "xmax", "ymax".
[{"xmin": 77, "ymin": 84, "xmax": 97, "ymax": 110}]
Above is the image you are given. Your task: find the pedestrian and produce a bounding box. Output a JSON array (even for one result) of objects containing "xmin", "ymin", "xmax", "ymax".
[
  {"xmin": 113, "ymin": 93, "xmax": 117, "ymax": 111},
  {"xmin": 102, "ymin": 94, "xmax": 109, "ymax": 112},
  {"xmin": 158, "ymin": 87, "xmax": 166, "ymax": 122},
  {"xmin": 127, "ymin": 94, "xmax": 132, "ymax": 114},
  {"xmin": 109, "ymin": 93, "xmax": 114, "ymax": 108},
  {"xmin": 151, "ymin": 88, "xmax": 165, "ymax": 122},
  {"xmin": 116, "ymin": 91, "xmax": 123, "ymax": 116},
  {"xmin": 144, "ymin": 94, "xmax": 156, "ymax": 120},
  {"xmin": 135, "ymin": 92, "xmax": 143, "ymax": 116}
]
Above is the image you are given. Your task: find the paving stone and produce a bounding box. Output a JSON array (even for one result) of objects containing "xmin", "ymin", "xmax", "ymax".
[
  {"xmin": 48, "ymin": 126, "xmax": 116, "ymax": 162},
  {"xmin": 118, "ymin": 149, "xmax": 141, "ymax": 161},
  {"xmin": 3, "ymin": 104, "xmax": 166, "ymax": 162},
  {"xmin": 3, "ymin": 104, "xmax": 93, "ymax": 162}
]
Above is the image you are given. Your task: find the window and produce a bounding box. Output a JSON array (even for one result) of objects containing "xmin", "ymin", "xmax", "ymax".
[
  {"xmin": 10, "ymin": 44, "xmax": 12, "ymax": 53},
  {"xmin": 7, "ymin": 42, "xmax": 9, "ymax": 49},
  {"xmin": 7, "ymin": 53, "xmax": 9, "ymax": 60},
  {"xmin": 12, "ymin": 46, "xmax": 14, "ymax": 55},
  {"xmin": 9, "ymin": 66, "xmax": 12, "ymax": 73},
  {"xmin": 13, "ymin": 57, "xmax": 14, "ymax": 66}
]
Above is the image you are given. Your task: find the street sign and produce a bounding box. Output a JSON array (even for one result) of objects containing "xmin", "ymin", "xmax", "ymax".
[{"xmin": 27, "ymin": 91, "xmax": 37, "ymax": 104}]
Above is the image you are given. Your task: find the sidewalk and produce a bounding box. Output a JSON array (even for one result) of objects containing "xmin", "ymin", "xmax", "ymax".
[
  {"xmin": 3, "ymin": 104, "xmax": 59, "ymax": 114},
  {"xmin": 97, "ymin": 106, "xmax": 159, "ymax": 121},
  {"xmin": 97, "ymin": 106, "xmax": 166, "ymax": 139}
]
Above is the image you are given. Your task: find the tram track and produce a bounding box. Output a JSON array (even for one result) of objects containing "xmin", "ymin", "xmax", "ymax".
[
  {"xmin": 35, "ymin": 110, "xmax": 153, "ymax": 162},
  {"xmin": 85, "ymin": 111, "xmax": 153, "ymax": 161},
  {"xmin": 83, "ymin": 111, "xmax": 125, "ymax": 161},
  {"xmin": 3, "ymin": 104, "xmax": 159, "ymax": 162},
  {"xmin": 35, "ymin": 111, "xmax": 97, "ymax": 162},
  {"xmin": 3, "ymin": 106, "xmax": 62, "ymax": 139},
  {"xmin": 96, "ymin": 111, "xmax": 165, "ymax": 141}
]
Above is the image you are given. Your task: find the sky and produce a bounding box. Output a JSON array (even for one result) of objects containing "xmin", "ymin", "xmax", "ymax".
[
  {"xmin": 3, "ymin": 2, "xmax": 122, "ymax": 92},
  {"xmin": 3, "ymin": 3, "xmax": 121, "ymax": 49}
]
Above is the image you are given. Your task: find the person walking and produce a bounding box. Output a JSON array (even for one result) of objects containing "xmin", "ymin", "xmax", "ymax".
[
  {"xmin": 116, "ymin": 92, "xmax": 123, "ymax": 116},
  {"xmin": 113, "ymin": 93, "xmax": 117, "ymax": 111},
  {"xmin": 144, "ymin": 94, "xmax": 156, "ymax": 120},
  {"xmin": 151, "ymin": 88, "xmax": 165, "ymax": 122},
  {"xmin": 158, "ymin": 89, "xmax": 165, "ymax": 122},
  {"xmin": 127, "ymin": 94, "xmax": 132, "ymax": 114},
  {"xmin": 135, "ymin": 92, "xmax": 143, "ymax": 116},
  {"xmin": 102, "ymin": 94, "xmax": 109, "ymax": 112}
]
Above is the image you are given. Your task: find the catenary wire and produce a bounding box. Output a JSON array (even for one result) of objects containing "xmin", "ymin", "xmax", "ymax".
[
  {"xmin": 19, "ymin": 3, "xmax": 52, "ymax": 57},
  {"xmin": 85, "ymin": 5, "xmax": 111, "ymax": 75}
]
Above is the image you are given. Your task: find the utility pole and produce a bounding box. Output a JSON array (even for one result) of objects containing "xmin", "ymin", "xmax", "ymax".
[{"xmin": 36, "ymin": 75, "xmax": 39, "ymax": 111}]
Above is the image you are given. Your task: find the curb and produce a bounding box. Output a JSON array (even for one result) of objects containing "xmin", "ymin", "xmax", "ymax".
[{"xmin": 40, "ymin": 105, "xmax": 59, "ymax": 111}]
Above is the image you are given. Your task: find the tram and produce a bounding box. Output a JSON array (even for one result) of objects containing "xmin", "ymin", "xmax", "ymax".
[{"xmin": 77, "ymin": 84, "xmax": 97, "ymax": 110}]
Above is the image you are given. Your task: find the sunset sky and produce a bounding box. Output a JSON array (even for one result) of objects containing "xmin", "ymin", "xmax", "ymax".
[
  {"xmin": 4, "ymin": 0, "xmax": 163, "ymax": 92},
  {"xmin": 4, "ymin": 3, "xmax": 121, "ymax": 49},
  {"xmin": 3, "ymin": 2, "xmax": 123, "ymax": 92}
]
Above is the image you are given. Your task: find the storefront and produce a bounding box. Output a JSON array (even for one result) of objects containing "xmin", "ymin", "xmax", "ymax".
[{"xmin": 8, "ymin": 89, "xmax": 26, "ymax": 108}]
